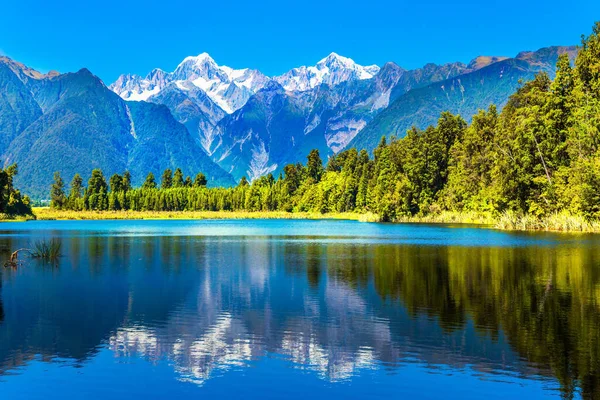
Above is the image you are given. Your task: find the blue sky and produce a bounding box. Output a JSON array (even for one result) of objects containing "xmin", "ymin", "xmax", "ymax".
[{"xmin": 1, "ymin": 0, "xmax": 598, "ymax": 83}]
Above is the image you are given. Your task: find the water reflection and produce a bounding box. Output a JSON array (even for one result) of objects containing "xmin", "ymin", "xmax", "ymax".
[{"xmin": 0, "ymin": 223, "xmax": 599, "ymax": 398}]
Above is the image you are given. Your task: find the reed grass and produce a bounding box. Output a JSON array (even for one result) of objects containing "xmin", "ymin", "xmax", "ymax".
[
  {"xmin": 29, "ymin": 207, "xmax": 600, "ymax": 233},
  {"xmin": 496, "ymin": 211, "xmax": 600, "ymax": 232},
  {"xmin": 393, "ymin": 211, "xmax": 496, "ymax": 225},
  {"xmin": 0, "ymin": 213, "xmax": 35, "ymax": 222},
  {"xmin": 30, "ymin": 238, "xmax": 62, "ymax": 260}
]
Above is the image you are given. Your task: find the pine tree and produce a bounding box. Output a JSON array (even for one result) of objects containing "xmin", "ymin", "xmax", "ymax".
[
  {"xmin": 50, "ymin": 171, "xmax": 67, "ymax": 210},
  {"xmin": 173, "ymin": 168, "xmax": 185, "ymax": 188},
  {"xmin": 142, "ymin": 173, "xmax": 157, "ymax": 189},
  {"xmin": 122, "ymin": 171, "xmax": 132, "ymax": 192},
  {"xmin": 0, "ymin": 163, "xmax": 31, "ymax": 216},
  {"xmin": 68, "ymin": 173, "xmax": 84, "ymax": 210},
  {"xmin": 238, "ymin": 176, "xmax": 249, "ymax": 187},
  {"xmin": 84, "ymin": 169, "xmax": 108, "ymax": 211},
  {"xmin": 306, "ymin": 149, "xmax": 324, "ymax": 182},
  {"xmin": 161, "ymin": 169, "xmax": 173, "ymax": 189},
  {"xmin": 193, "ymin": 172, "xmax": 207, "ymax": 187},
  {"xmin": 109, "ymin": 173, "xmax": 124, "ymax": 193}
]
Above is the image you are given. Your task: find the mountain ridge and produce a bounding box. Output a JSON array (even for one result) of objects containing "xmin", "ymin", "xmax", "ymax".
[
  {"xmin": 0, "ymin": 58, "xmax": 236, "ymax": 198},
  {"xmin": 350, "ymin": 45, "xmax": 578, "ymax": 152},
  {"xmin": 0, "ymin": 44, "xmax": 577, "ymax": 197}
]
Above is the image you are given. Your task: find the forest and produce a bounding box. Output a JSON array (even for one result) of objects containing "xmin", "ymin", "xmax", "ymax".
[
  {"xmin": 0, "ymin": 164, "xmax": 32, "ymax": 218},
  {"xmin": 35, "ymin": 23, "xmax": 600, "ymax": 225}
]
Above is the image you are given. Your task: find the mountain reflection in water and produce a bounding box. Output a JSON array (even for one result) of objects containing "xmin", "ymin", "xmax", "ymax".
[{"xmin": 0, "ymin": 220, "xmax": 598, "ymax": 399}]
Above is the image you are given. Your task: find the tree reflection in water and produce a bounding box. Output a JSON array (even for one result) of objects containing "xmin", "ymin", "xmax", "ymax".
[{"xmin": 0, "ymin": 231, "xmax": 598, "ymax": 398}]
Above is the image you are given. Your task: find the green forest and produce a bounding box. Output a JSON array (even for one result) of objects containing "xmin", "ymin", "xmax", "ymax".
[
  {"xmin": 0, "ymin": 163, "xmax": 32, "ymax": 218},
  {"xmin": 34, "ymin": 23, "xmax": 600, "ymax": 225}
]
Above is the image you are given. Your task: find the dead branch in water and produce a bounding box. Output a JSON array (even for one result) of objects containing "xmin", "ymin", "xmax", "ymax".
[
  {"xmin": 4, "ymin": 239, "xmax": 62, "ymax": 268},
  {"xmin": 4, "ymin": 248, "xmax": 32, "ymax": 268}
]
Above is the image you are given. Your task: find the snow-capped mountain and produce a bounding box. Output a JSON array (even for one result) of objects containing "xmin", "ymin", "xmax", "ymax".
[
  {"xmin": 109, "ymin": 70, "xmax": 166, "ymax": 102},
  {"xmin": 109, "ymin": 52, "xmax": 385, "ymax": 159},
  {"xmin": 109, "ymin": 53, "xmax": 270, "ymax": 114},
  {"xmin": 107, "ymin": 50, "xmax": 529, "ymax": 183},
  {"xmin": 110, "ymin": 52, "xmax": 379, "ymax": 112},
  {"xmin": 274, "ymin": 52, "xmax": 380, "ymax": 92},
  {"xmin": 171, "ymin": 53, "xmax": 270, "ymax": 113}
]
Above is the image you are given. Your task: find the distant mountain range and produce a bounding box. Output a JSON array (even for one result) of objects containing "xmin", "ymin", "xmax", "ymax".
[
  {"xmin": 0, "ymin": 45, "xmax": 577, "ymax": 197},
  {"xmin": 350, "ymin": 47, "xmax": 578, "ymax": 152},
  {"xmin": 0, "ymin": 57, "xmax": 235, "ymax": 198}
]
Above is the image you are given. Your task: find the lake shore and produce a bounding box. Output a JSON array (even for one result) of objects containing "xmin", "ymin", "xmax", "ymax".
[
  {"xmin": 28, "ymin": 207, "xmax": 367, "ymax": 222},
  {"xmin": 3, "ymin": 208, "xmax": 599, "ymax": 233}
]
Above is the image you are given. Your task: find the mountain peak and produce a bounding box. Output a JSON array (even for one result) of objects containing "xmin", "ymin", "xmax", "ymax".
[
  {"xmin": 318, "ymin": 52, "xmax": 354, "ymax": 66},
  {"xmin": 275, "ymin": 53, "xmax": 380, "ymax": 92},
  {"xmin": 0, "ymin": 56, "xmax": 51, "ymax": 81},
  {"xmin": 111, "ymin": 52, "xmax": 270, "ymax": 114},
  {"xmin": 180, "ymin": 52, "xmax": 216, "ymax": 67},
  {"xmin": 467, "ymin": 56, "xmax": 509, "ymax": 71}
]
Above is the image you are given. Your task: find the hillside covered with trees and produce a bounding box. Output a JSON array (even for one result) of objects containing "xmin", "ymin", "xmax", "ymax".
[
  {"xmin": 49, "ymin": 22, "xmax": 600, "ymax": 227},
  {"xmin": 0, "ymin": 163, "xmax": 32, "ymax": 218}
]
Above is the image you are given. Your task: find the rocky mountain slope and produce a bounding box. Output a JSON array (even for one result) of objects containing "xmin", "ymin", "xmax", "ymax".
[
  {"xmin": 0, "ymin": 58, "xmax": 236, "ymax": 198},
  {"xmin": 351, "ymin": 46, "xmax": 578, "ymax": 152}
]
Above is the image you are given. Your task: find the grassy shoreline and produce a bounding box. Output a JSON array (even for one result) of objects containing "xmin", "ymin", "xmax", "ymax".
[
  {"xmin": 2, "ymin": 208, "xmax": 598, "ymax": 233},
  {"xmin": 29, "ymin": 207, "xmax": 365, "ymax": 221}
]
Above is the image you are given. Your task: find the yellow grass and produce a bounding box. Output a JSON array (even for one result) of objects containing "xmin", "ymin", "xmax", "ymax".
[
  {"xmin": 10, "ymin": 208, "xmax": 600, "ymax": 233},
  {"xmin": 393, "ymin": 211, "xmax": 496, "ymax": 225},
  {"xmin": 0, "ymin": 213, "xmax": 34, "ymax": 222},
  {"xmin": 31, "ymin": 207, "xmax": 365, "ymax": 221},
  {"xmin": 496, "ymin": 211, "xmax": 600, "ymax": 232}
]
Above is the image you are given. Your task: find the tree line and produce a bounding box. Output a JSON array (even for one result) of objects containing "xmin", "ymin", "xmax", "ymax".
[
  {"xmin": 0, "ymin": 163, "xmax": 32, "ymax": 217},
  {"xmin": 50, "ymin": 23, "xmax": 600, "ymax": 221}
]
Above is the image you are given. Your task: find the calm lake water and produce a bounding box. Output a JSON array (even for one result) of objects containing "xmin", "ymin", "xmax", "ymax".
[{"xmin": 0, "ymin": 219, "xmax": 599, "ymax": 399}]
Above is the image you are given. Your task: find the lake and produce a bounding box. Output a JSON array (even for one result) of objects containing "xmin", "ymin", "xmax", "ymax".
[{"xmin": 0, "ymin": 219, "xmax": 598, "ymax": 399}]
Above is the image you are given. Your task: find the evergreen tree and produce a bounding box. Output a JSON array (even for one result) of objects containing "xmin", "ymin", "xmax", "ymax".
[
  {"xmin": 161, "ymin": 169, "xmax": 173, "ymax": 189},
  {"xmin": 193, "ymin": 172, "xmax": 207, "ymax": 187},
  {"xmin": 122, "ymin": 171, "xmax": 132, "ymax": 192},
  {"xmin": 142, "ymin": 173, "xmax": 157, "ymax": 189},
  {"xmin": 0, "ymin": 163, "xmax": 32, "ymax": 216},
  {"xmin": 306, "ymin": 149, "xmax": 324, "ymax": 182},
  {"xmin": 50, "ymin": 171, "xmax": 67, "ymax": 210},
  {"xmin": 68, "ymin": 173, "xmax": 84, "ymax": 210},
  {"xmin": 109, "ymin": 173, "xmax": 124, "ymax": 193},
  {"xmin": 84, "ymin": 169, "xmax": 108, "ymax": 211},
  {"xmin": 173, "ymin": 168, "xmax": 185, "ymax": 188},
  {"xmin": 238, "ymin": 176, "xmax": 249, "ymax": 187}
]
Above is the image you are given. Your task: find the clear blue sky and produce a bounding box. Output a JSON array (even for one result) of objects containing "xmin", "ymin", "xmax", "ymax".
[{"xmin": 1, "ymin": 0, "xmax": 598, "ymax": 83}]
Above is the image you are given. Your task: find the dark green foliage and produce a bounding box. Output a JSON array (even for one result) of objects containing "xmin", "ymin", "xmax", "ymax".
[
  {"xmin": 84, "ymin": 169, "xmax": 108, "ymax": 211},
  {"xmin": 306, "ymin": 149, "xmax": 324, "ymax": 182},
  {"xmin": 67, "ymin": 173, "xmax": 84, "ymax": 210},
  {"xmin": 50, "ymin": 172, "xmax": 67, "ymax": 210},
  {"xmin": 161, "ymin": 169, "xmax": 173, "ymax": 189},
  {"xmin": 142, "ymin": 173, "xmax": 157, "ymax": 189},
  {"xmin": 173, "ymin": 168, "xmax": 184, "ymax": 188},
  {"xmin": 0, "ymin": 163, "xmax": 32, "ymax": 216},
  {"xmin": 109, "ymin": 173, "xmax": 124, "ymax": 193},
  {"xmin": 122, "ymin": 171, "xmax": 132, "ymax": 192},
  {"xmin": 193, "ymin": 173, "xmax": 207, "ymax": 188}
]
